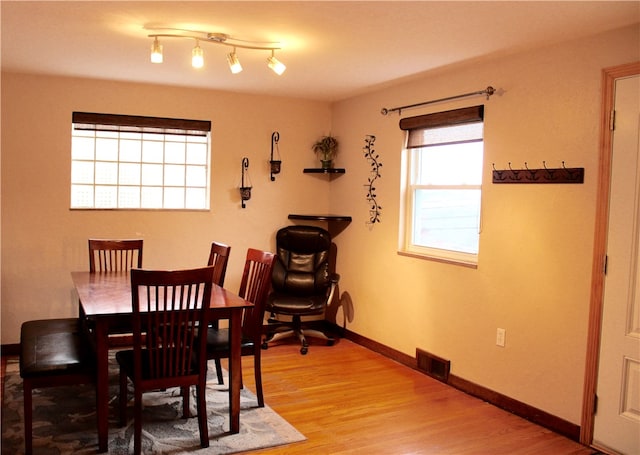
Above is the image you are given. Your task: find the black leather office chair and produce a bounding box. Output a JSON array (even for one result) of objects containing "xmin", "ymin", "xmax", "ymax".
[{"xmin": 262, "ymin": 225, "xmax": 339, "ymax": 354}]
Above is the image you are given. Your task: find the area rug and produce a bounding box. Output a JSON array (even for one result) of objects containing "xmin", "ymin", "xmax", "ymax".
[{"xmin": 1, "ymin": 357, "xmax": 305, "ymax": 454}]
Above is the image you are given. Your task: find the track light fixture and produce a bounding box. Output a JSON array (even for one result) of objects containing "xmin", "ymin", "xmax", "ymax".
[
  {"xmin": 267, "ymin": 50, "xmax": 286, "ymax": 75},
  {"xmin": 227, "ymin": 49, "xmax": 243, "ymax": 74},
  {"xmin": 150, "ymin": 37, "xmax": 163, "ymax": 63},
  {"xmin": 191, "ymin": 41, "xmax": 204, "ymax": 68},
  {"xmin": 146, "ymin": 27, "xmax": 286, "ymax": 75}
]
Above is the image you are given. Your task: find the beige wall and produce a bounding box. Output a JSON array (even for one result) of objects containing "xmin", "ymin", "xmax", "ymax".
[
  {"xmin": 327, "ymin": 24, "xmax": 639, "ymax": 424},
  {"xmin": 2, "ymin": 24, "xmax": 639, "ymax": 427},
  {"xmin": 1, "ymin": 74, "xmax": 332, "ymax": 339}
]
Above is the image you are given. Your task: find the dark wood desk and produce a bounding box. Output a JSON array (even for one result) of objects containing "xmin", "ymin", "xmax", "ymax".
[{"xmin": 71, "ymin": 271, "xmax": 252, "ymax": 453}]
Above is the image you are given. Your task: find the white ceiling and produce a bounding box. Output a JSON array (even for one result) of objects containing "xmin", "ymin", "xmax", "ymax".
[{"xmin": 2, "ymin": 1, "xmax": 639, "ymax": 102}]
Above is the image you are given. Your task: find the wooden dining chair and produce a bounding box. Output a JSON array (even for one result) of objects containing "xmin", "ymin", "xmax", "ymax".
[
  {"xmin": 20, "ymin": 318, "xmax": 96, "ymax": 455},
  {"xmin": 205, "ymin": 248, "xmax": 274, "ymax": 407},
  {"xmin": 86, "ymin": 239, "xmax": 143, "ymax": 346},
  {"xmin": 88, "ymin": 239, "xmax": 143, "ymax": 272},
  {"xmin": 208, "ymin": 241, "xmax": 231, "ymax": 287},
  {"xmin": 207, "ymin": 241, "xmax": 232, "ymax": 384},
  {"xmin": 116, "ymin": 266, "xmax": 214, "ymax": 455}
]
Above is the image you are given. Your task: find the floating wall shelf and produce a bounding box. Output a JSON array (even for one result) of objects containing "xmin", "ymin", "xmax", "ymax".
[
  {"xmin": 288, "ymin": 214, "xmax": 352, "ymax": 237},
  {"xmin": 288, "ymin": 214, "xmax": 352, "ymax": 222},
  {"xmin": 303, "ymin": 168, "xmax": 346, "ymax": 175}
]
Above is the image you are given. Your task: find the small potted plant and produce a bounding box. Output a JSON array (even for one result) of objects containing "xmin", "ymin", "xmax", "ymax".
[{"xmin": 312, "ymin": 135, "xmax": 338, "ymax": 169}]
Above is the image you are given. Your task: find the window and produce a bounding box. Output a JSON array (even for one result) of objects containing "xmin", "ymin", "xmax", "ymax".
[
  {"xmin": 71, "ymin": 112, "xmax": 211, "ymax": 210},
  {"xmin": 400, "ymin": 105, "xmax": 484, "ymax": 266}
]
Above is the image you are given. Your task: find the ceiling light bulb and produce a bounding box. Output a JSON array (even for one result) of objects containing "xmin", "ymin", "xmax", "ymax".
[
  {"xmin": 227, "ymin": 51, "xmax": 243, "ymax": 74},
  {"xmin": 150, "ymin": 37, "xmax": 163, "ymax": 64},
  {"xmin": 267, "ymin": 53, "xmax": 286, "ymax": 75},
  {"xmin": 192, "ymin": 42, "xmax": 204, "ymax": 68}
]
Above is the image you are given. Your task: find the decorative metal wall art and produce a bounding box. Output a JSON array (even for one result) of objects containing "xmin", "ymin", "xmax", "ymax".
[
  {"xmin": 363, "ymin": 135, "xmax": 382, "ymax": 224},
  {"xmin": 239, "ymin": 157, "xmax": 252, "ymax": 208},
  {"xmin": 492, "ymin": 161, "xmax": 584, "ymax": 184},
  {"xmin": 270, "ymin": 131, "xmax": 281, "ymax": 181}
]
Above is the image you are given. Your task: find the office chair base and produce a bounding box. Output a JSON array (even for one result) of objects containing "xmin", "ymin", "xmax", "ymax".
[{"xmin": 263, "ymin": 326, "xmax": 334, "ymax": 355}]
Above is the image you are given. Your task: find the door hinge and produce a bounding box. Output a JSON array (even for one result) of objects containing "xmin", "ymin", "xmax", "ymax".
[
  {"xmin": 604, "ymin": 255, "xmax": 608, "ymax": 275},
  {"xmin": 593, "ymin": 394, "xmax": 598, "ymax": 414},
  {"xmin": 609, "ymin": 110, "xmax": 616, "ymax": 131}
]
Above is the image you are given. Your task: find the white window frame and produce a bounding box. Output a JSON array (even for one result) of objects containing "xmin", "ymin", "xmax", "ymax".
[
  {"xmin": 70, "ymin": 112, "xmax": 211, "ymax": 211},
  {"xmin": 399, "ymin": 105, "xmax": 485, "ymax": 267}
]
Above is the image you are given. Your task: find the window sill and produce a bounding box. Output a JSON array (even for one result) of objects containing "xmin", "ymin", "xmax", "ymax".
[
  {"xmin": 70, "ymin": 208, "xmax": 210, "ymax": 212},
  {"xmin": 397, "ymin": 250, "xmax": 478, "ymax": 269}
]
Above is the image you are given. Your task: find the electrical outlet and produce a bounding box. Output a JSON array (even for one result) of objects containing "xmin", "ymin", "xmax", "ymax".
[{"xmin": 496, "ymin": 328, "xmax": 506, "ymax": 347}]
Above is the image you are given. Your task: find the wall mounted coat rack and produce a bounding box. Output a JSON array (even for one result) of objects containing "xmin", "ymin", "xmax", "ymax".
[{"xmin": 492, "ymin": 162, "xmax": 584, "ymax": 184}]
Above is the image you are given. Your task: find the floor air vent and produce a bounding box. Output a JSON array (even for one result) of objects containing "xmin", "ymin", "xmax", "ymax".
[{"xmin": 416, "ymin": 348, "xmax": 450, "ymax": 383}]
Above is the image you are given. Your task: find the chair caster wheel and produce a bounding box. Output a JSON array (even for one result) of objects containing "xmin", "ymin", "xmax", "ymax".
[
  {"xmin": 261, "ymin": 341, "xmax": 268, "ymax": 350},
  {"xmin": 300, "ymin": 346, "xmax": 308, "ymax": 355},
  {"xmin": 327, "ymin": 339, "xmax": 335, "ymax": 346}
]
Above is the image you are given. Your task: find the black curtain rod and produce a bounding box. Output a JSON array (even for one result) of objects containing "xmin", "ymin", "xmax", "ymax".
[{"xmin": 381, "ymin": 86, "xmax": 495, "ymax": 116}]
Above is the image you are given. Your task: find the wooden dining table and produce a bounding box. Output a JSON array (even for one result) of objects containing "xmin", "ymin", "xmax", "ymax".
[{"xmin": 71, "ymin": 270, "xmax": 253, "ymax": 453}]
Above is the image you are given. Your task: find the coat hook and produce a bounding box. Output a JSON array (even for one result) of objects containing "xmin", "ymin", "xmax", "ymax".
[
  {"xmin": 492, "ymin": 163, "xmax": 505, "ymax": 181},
  {"xmin": 508, "ymin": 162, "xmax": 521, "ymax": 180},
  {"xmin": 562, "ymin": 161, "xmax": 580, "ymax": 180},
  {"xmin": 543, "ymin": 161, "xmax": 556, "ymax": 180},
  {"xmin": 524, "ymin": 162, "xmax": 538, "ymax": 181}
]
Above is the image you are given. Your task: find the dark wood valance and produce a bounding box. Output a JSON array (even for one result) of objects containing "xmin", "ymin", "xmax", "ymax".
[
  {"xmin": 72, "ymin": 112, "xmax": 211, "ymax": 136},
  {"xmin": 399, "ymin": 105, "xmax": 484, "ymax": 131}
]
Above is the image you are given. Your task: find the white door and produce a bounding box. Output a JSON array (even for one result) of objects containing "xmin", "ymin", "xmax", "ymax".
[{"xmin": 593, "ymin": 75, "xmax": 640, "ymax": 454}]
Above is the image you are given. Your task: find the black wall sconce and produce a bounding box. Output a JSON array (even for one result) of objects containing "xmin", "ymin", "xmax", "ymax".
[
  {"xmin": 239, "ymin": 157, "xmax": 252, "ymax": 208},
  {"xmin": 270, "ymin": 131, "xmax": 281, "ymax": 181}
]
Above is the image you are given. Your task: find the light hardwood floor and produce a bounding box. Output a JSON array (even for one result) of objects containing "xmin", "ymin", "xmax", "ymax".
[
  {"xmin": 1, "ymin": 338, "xmax": 598, "ymax": 454},
  {"xmin": 236, "ymin": 338, "xmax": 597, "ymax": 454}
]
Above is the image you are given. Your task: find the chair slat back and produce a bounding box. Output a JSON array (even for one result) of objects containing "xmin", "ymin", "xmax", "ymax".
[
  {"xmin": 89, "ymin": 239, "xmax": 143, "ymax": 273},
  {"xmin": 207, "ymin": 242, "xmax": 231, "ymax": 287},
  {"xmin": 239, "ymin": 249, "xmax": 275, "ymax": 341},
  {"xmin": 130, "ymin": 267, "xmax": 214, "ymax": 381}
]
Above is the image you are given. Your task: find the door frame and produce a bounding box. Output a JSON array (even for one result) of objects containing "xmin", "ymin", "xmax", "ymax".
[{"xmin": 581, "ymin": 61, "xmax": 640, "ymax": 446}]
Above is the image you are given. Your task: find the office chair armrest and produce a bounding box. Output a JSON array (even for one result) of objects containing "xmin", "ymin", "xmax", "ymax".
[{"xmin": 326, "ymin": 273, "xmax": 340, "ymax": 306}]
